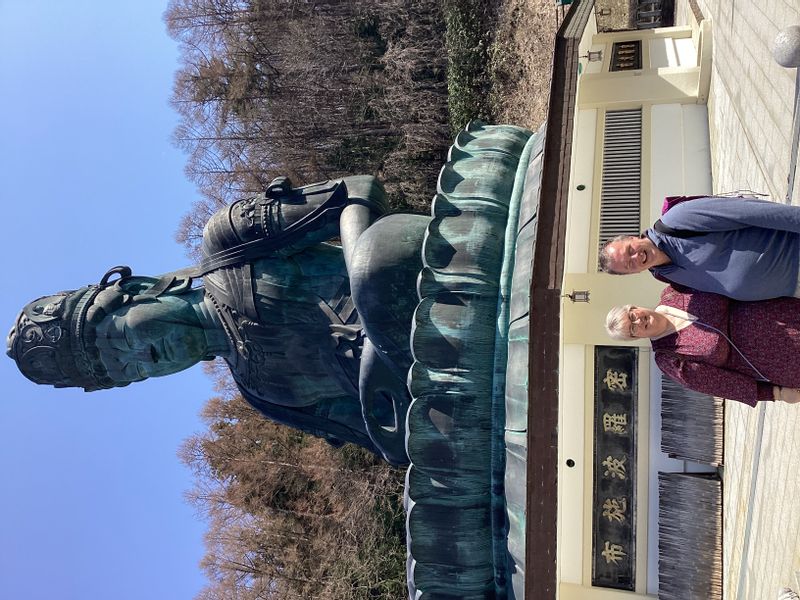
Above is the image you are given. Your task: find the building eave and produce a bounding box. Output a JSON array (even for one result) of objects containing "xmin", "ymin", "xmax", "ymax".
[{"xmin": 525, "ymin": 1, "xmax": 595, "ymax": 598}]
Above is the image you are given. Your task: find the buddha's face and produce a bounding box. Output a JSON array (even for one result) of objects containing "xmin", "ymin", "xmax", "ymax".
[{"xmin": 94, "ymin": 295, "xmax": 208, "ymax": 383}]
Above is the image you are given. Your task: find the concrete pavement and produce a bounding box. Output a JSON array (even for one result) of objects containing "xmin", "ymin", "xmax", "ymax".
[{"xmin": 675, "ymin": 1, "xmax": 800, "ymax": 598}]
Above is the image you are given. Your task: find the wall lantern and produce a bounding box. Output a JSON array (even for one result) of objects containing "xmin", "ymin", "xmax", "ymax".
[{"xmin": 566, "ymin": 290, "xmax": 591, "ymax": 303}]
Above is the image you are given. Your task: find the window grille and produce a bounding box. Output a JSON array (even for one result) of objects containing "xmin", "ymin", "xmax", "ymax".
[
  {"xmin": 611, "ymin": 41, "xmax": 642, "ymax": 71},
  {"xmin": 597, "ymin": 108, "xmax": 642, "ymax": 266}
]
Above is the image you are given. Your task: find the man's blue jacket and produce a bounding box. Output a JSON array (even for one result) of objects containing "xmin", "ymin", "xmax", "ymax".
[{"xmin": 647, "ymin": 196, "xmax": 800, "ymax": 300}]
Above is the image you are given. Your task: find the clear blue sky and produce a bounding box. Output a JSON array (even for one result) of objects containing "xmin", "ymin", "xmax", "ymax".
[{"xmin": 0, "ymin": 2, "xmax": 213, "ymax": 598}]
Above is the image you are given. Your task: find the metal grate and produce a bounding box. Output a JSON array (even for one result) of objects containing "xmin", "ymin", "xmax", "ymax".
[
  {"xmin": 636, "ymin": 0, "xmax": 676, "ymax": 29},
  {"xmin": 597, "ymin": 108, "xmax": 642, "ymax": 266},
  {"xmin": 661, "ymin": 375, "xmax": 724, "ymax": 466},
  {"xmin": 658, "ymin": 473, "xmax": 722, "ymax": 600},
  {"xmin": 610, "ymin": 41, "xmax": 642, "ymax": 71}
]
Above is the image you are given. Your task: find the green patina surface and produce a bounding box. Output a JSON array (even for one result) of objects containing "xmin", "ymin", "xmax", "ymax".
[
  {"xmin": 9, "ymin": 120, "xmax": 546, "ymax": 600},
  {"xmin": 406, "ymin": 121, "xmax": 544, "ymax": 599}
]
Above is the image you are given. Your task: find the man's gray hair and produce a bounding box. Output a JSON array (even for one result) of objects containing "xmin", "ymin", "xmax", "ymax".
[
  {"xmin": 599, "ymin": 235, "xmax": 638, "ymax": 274},
  {"xmin": 605, "ymin": 304, "xmax": 635, "ymax": 340}
]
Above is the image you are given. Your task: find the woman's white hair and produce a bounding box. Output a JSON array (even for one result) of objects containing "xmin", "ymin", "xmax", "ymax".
[{"xmin": 605, "ymin": 304, "xmax": 635, "ymax": 340}]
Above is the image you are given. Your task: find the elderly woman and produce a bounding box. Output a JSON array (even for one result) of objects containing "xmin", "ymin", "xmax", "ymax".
[{"xmin": 606, "ymin": 285, "xmax": 800, "ymax": 405}]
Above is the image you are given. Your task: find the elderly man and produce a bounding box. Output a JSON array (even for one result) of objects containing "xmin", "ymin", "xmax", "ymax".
[{"xmin": 599, "ymin": 196, "xmax": 800, "ymax": 301}]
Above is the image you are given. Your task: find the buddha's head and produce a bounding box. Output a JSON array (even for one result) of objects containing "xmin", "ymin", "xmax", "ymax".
[{"xmin": 7, "ymin": 266, "xmax": 211, "ymax": 390}]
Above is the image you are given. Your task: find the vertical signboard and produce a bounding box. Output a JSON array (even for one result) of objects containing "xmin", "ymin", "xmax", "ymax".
[{"xmin": 592, "ymin": 346, "xmax": 637, "ymax": 590}]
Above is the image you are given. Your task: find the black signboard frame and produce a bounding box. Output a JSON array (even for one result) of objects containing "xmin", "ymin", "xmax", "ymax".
[{"xmin": 591, "ymin": 345, "xmax": 638, "ymax": 591}]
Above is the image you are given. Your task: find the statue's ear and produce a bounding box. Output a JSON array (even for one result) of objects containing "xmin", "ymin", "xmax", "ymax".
[
  {"xmin": 117, "ymin": 274, "xmax": 193, "ymax": 301},
  {"xmin": 114, "ymin": 275, "xmax": 161, "ymax": 298},
  {"xmin": 85, "ymin": 267, "xmax": 196, "ymax": 323}
]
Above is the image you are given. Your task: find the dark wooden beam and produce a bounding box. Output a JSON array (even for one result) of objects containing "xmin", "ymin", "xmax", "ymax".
[{"xmin": 525, "ymin": 1, "xmax": 595, "ymax": 598}]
